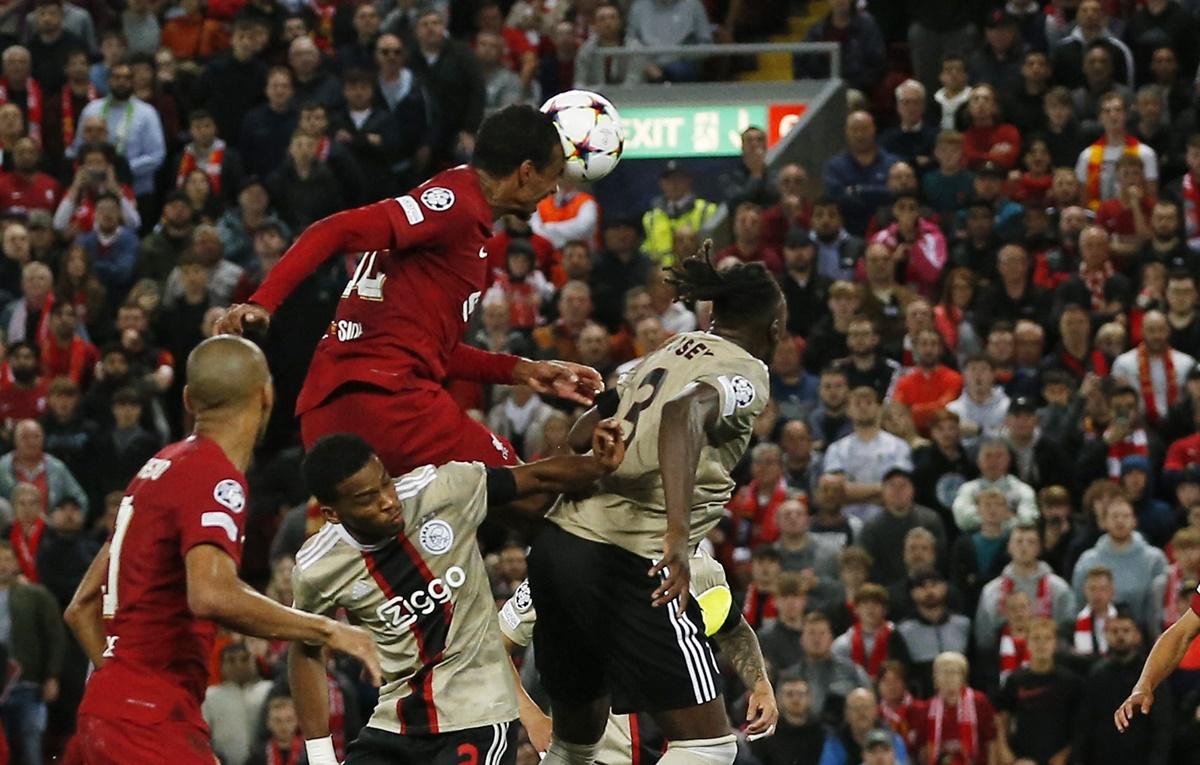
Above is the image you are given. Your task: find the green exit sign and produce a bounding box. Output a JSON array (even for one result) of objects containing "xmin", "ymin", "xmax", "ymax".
[{"xmin": 619, "ymin": 103, "xmax": 807, "ymax": 158}]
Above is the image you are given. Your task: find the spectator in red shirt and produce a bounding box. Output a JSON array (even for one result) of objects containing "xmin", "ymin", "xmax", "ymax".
[
  {"xmin": 0, "ymin": 137, "xmax": 62, "ymax": 216},
  {"xmin": 761, "ymin": 163, "xmax": 813, "ymax": 251},
  {"xmin": 916, "ymin": 652, "xmax": 996, "ymax": 765},
  {"xmin": 39, "ymin": 301, "xmax": 98, "ymax": 389},
  {"xmin": 0, "ymin": 342, "xmax": 48, "ymax": 428},
  {"xmin": 715, "ymin": 201, "xmax": 783, "ymax": 273},
  {"xmin": 893, "ymin": 329, "xmax": 964, "ymax": 432},
  {"xmin": 727, "ymin": 442, "xmax": 791, "ymax": 549},
  {"xmin": 1097, "ymin": 154, "xmax": 1153, "ymax": 263},
  {"xmin": 962, "ymin": 84, "xmax": 1021, "ymax": 171}
]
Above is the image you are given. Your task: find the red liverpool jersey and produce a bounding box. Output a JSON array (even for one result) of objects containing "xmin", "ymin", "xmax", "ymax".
[
  {"xmin": 78, "ymin": 435, "xmax": 248, "ymax": 727},
  {"xmin": 249, "ymin": 166, "xmax": 497, "ymax": 415}
]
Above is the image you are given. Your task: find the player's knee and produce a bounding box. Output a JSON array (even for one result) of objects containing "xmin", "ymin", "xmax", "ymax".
[
  {"xmin": 541, "ymin": 737, "xmax": 601, "ymax": 765},
  {"xmin": 657, "ymin": 734, "xmax": 738, "ymax": 765}
]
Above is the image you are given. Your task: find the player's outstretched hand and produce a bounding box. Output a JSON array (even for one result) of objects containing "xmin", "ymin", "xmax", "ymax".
[
  {"xmin": 592, "ymin": 418, "xmax": 625, "ymax": 470},
  {"xmin": 649, "ymin": 533, "xmax": 690, "ymax": 610},
  {"xmin": 214, "ymin": 303, "xmax": 271, "ymax": 337},
  {"xmin": 1115, "ymin": 688, "xmax": 1154, "ymax": 731},
  {"xmin": 744, "ymin": 679, "xmax": 778, "ymax": 738},
  {"xmin": 327, "ymin": 622, "xmax": 384, "ymax": 687},
  {"xmin": 515, "ymin": 359, "xmax": 604, "ymax": 406}
]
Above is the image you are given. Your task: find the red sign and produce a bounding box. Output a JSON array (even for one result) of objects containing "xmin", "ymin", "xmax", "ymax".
[{"xmin": 767, "ymin": 103, "xmax": 808, "ymax": 146}]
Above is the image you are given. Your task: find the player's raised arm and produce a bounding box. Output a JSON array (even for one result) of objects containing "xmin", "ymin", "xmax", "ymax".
[
  {"xmin": 216, "ymin": 201, "xmax": 403, "ymax": 334},
  {"xmin": 501, "ymin": 418, "xmax": 624, "ymax": 501},
  {"xmin": 650, "ymin": 383, "xmax": 721, "ymax": 610},
  {"xmin": 184, "ymin": 543, "xmax": 382, "ymax": 686},
  {"xmin": 288, "ymin": 642, "xmax": 337, "ymax": 765},
  {"xmin": 1116, "ymin": 607, "xmax": 1200, "ymax": 730},
  {"xmin": 64, "ymin": 542, "xmax": 111, "ymax": 668}
]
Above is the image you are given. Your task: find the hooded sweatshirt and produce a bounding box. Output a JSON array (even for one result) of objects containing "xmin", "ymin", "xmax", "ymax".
[
  {"xmin": 974, "ymin": 560, "xmax": 1076, "ymax": 649},
  {"xmin": 1120, "ymin": 454, "xmax": 1176, "ymax": 547},
  {"xmin": 1071, "ymin": 531, "xmax": 1167, "ymax": 630}
]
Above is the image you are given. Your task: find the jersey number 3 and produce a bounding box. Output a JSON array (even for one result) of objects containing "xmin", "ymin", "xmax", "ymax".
[{"xmin": 622, "ymin": 367, "xmax": 667, "ymax": 446}]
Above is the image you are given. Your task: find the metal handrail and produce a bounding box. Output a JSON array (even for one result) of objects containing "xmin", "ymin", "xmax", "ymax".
[{"xmin": 591, "ymin": 41, "xmax": 841, "ymax": 81}]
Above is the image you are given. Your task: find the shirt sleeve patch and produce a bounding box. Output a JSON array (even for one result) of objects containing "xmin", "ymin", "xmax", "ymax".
[
  {"xmin": 715, "ymin": 374, "xmax": 756, "ymax": 416},
  {"xmin": 213, "ymin": 479, "xmax": 245, "ymax": 514},
  {"xmin": 395, "ymin": 194, "xmax": 425, "ymax": 225},
  {"xmin": 419, "ymin": 187, "xmax": 456, "ymax": 211}
]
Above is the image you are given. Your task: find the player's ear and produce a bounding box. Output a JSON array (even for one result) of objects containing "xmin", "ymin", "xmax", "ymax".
[
  {"xmin": 319, "ymin": 502, "xmax": 341, "ymax": 525},
  {"xmin": 182, "ymin": 385, "xmax": 195, "ymax": 416}
]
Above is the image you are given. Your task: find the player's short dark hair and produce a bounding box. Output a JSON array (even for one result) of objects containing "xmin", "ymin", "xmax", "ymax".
[
  {"xmin": 472, "ymin": 105, "xmax": 562, "ymax": 179},
  {"xmin": 751, "ymin": 545, "xmax": 782, "ymax": 564},
  {"xmin": 342, "ymin": 68, "xmax": 374, "ymax": 87},
  {"xmin": 303, "ymin": 433, "xmax": 378, "ymax": 505},
  {"xmin": 188, "ymin": 108, "xmax": 214, "ymax": 124},
  {"xmin": 667, "ymin": 242, "xmax": 782, "ymax": 329}
]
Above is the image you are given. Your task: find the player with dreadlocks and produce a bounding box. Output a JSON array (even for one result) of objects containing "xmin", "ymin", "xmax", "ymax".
[{"xmin": 526, "ymin": 242, "xmax": 785, "ymax": 765}]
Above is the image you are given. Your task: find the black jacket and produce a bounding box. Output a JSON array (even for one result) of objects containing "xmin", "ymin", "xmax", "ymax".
[
  {"xmin": 199, "ymin": 53, "xmax": 269, "ymax": 141},
  {"xmin": 329, "ymin": 107, "xmax": 404, "ymax": 200},
  {"xmin": 409, "ymin": 39, "xmax": 485, "ymax": 161},
  {"xmin": 238, "ymin": 104, "xmax": 299, "ymax": 179}
]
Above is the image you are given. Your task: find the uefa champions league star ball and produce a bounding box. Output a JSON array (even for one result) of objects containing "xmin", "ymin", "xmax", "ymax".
[{"xmin": 540, "ymin": 89, "xmax": 625, "ymax": 183}]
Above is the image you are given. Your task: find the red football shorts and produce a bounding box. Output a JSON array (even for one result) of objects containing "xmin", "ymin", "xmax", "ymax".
[
  {"xmin": 71, "ymin": 713, "xmax": 216, "ymax": 765},
  {"xmin": 300, "ymin": 381, "xmax": 519, "ymax": 474}
]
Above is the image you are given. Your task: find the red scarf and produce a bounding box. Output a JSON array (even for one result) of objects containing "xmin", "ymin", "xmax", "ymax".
[
  {"xmin": 1080, "ymin": 260, "xmax": 1115, "ymax": 312},
  {"xmin": 741, "ymin": 583, "xmax": 777, "ymax": 629},
  {"xmin": 41, "ymin": 335, "xmax": 92, "ymax": 386},
  {"xmin": 850, "ymin": 621, "xmax": 893, "ymax": 678},
  {"xmin": 998, "ymin": 625, "xmax": 1031, "ymax": 683},
  {"xmin": 176, "ymin": 138, "xmax": 226, "ymax": 196},
  {"xmin": 0, "ymin": 77, "xmax": 43, "ymax": 145},
  {"xmin": 60, "ymin": 82, "xmax": 96, "ymax": 146},
  {"xmin": 327, "ymin": 672, "xmax": 347, "ymax": 758},
  {"xmin": 315, "ymin": 135, "xmax": 331, "ymax": 162},
  {"xmin": 265, "ymin": 736, "xmax": 303, "ymax": 765},
  {"xmin": 1184, "ymin": 172, "xmax": 1200, "ymax": 244},
  {"xmin": 999, "ymin": 573, "xmax": 1053, "ymax": 618},
  {"xmin": 1058, "ymin": 347, "xmax": 1108, "ymax": 380},
  {"xmin": 880, "ymin": 694, "xmax": 916, "ymax": 747},
  {"xmin": 308, "ymin": 0, "xmax": 336, "ymax": 49},
  {"xmin": 927, "ymin": 687, "xmax": 979, "ymax": 765},
  {"xmin": 1103, "ymin": 425, "xmax": 1149, "ymax": 478},
  {"xmin": 1137, "ymin": 342, "xmax": 1178, "ymax": 425},
  {"xmin": 1085, "ymin": 134, "xmax": 1139, "ymax": 209},
  {"xmin": 1074, "ymin": 603, "xmax": 1116, "ymax": 655},
  {"xmin": 10, "ymin": 517, "xmax": 45, "ymax": 582}
]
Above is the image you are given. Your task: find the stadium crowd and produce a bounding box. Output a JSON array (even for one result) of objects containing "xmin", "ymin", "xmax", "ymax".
[{"xmin": 9, "ymin": 0, "xmax": 1200, "ymax": 763}]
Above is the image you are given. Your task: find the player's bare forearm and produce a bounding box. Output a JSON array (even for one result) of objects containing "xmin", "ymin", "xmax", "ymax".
[
  {"xmin": 1135, "ymin": 610, "xmax": 1199, "ymax": 695},
  {"xmin": 64, "ymin": 543, "xmax": 110, "ymax": 667},
  {"xmin": 186, "ymin": 545, "xmax": 336, "ymax": 643},
  {"xmin": 652, "ymin": 386, "xmax": 719, "ymax": 607},
  {"xmin": 713, "ymin": 616, "xmax": 769, "ymax": 690},
  {"xmin": 510, "ymin": 455, "xmax": 610, "ymax": 498},
  {"xmin": 288, "ymin": 642, "xmax": 333, "ymax": 739}
]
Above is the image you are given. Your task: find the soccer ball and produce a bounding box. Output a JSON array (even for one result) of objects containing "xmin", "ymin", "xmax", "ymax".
[{"xmin": 541, "ymin": 90, "xmax": 625, "ymax": 183}]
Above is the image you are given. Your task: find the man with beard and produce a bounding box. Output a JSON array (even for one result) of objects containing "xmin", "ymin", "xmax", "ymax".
[
  {"xmin": 896, "ymin": 569, "xmax": 971, "ymax": 697},
  {"xmin": 1112, "ymin": 309, "xmax": 1196, "ymax": 428},
  {"xmin": 1164, "ymin": 271, "xmax": 1200, "ymax": 360},
  {"xmin": 0, "ymin": 342, "xmax": 48, "ymax": 426},
  {"xmin": 892, "ymin": 329, "xmax": 963, "ymax": 433},
  {"xmin": 0, "ymin": 137, "xmax": 62, "ymax": 215},
  {"xmin": 833, "ymin": 317, "xmax": 899, "ymax": 401},
  {"xmin": 1140, "ymin": 200, "xmax": 1192, "ymax": 272},
  {"xmin": 778, "ymin": 226, "xmax": 830, "ymax": 338},
  {"xmin": 71, "ymin": 60, "xmax": 165, "ymax": 201},
  {"xmin": 1088, "ymin": 612, "xmax": 1172, "ymax": 765}
]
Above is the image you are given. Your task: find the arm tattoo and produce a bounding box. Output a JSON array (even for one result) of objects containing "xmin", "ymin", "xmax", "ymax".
[{"xmin": 714, "ymin": 617, "xmax": 767, "ymax": 689}]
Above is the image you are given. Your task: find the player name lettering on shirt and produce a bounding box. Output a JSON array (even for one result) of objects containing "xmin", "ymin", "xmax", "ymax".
[
  {"xmin": 674, "ymin": 338, "xmax": 715, "ymax": 360},
  {"xmin": 376, "ymin": 565, "xmax": 467, "ymax": 631},
  {"xmin": 335, "ymin": 320, "xmax": 363, "ymax": 342},
  {"xmin": 136, "ymin": 458, "xmax": 172, "ymax": 480}
]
